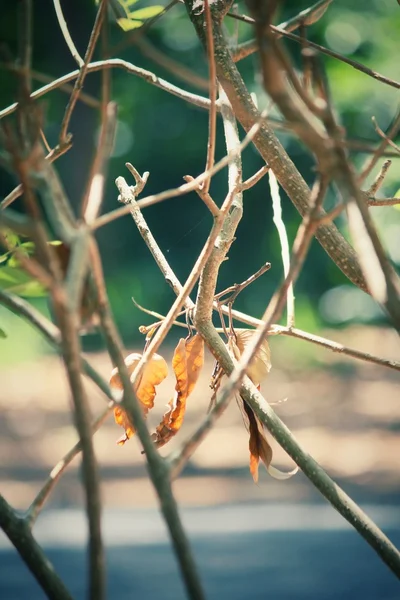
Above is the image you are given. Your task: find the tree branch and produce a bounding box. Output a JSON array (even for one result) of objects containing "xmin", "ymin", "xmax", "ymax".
[
  {"xmin": 184, "ymin": 2, "xmax": 369, "ymax": 294},
  {"xmin": 0, "ymin": 494, "xmax": 73, "ymax": 600}
]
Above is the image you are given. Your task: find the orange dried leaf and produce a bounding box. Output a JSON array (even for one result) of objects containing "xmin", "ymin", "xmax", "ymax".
[
  {"xmin": 238, "ymin": 394, "xmax": 298, "ymax": 482},
  {"xmin": 110, "ymin": 352, "xmax": 168, "ymax": 445},
  {"xmin": 153, "ymin": 334, "xmax": 204, "ymax": 448},
  {"xmin": 235, "ymin": 329, "xmax": 271, "ymax": 386}
]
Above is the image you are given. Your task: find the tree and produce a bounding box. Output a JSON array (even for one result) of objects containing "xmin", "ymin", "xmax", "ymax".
[{"xmin": 1, "ymin": 0, "xmax": 400, "ymax": 598}]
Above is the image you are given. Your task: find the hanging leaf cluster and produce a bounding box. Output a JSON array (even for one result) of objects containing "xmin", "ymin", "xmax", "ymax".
[
  {"xmin": 109, "ymin": 325, "xmax": 297, "ymax": 483},
  {"xmin": 110, "ymin": 334, "xmax": 204, "ymax": 447}
]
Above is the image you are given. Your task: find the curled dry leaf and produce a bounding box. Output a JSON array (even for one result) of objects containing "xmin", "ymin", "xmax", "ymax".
[
  {"xmin": 152, "ymin": 334, "xmax": 204, "ymax": 448},
  {"xmin": 110, "ymin": 352, "xmax": 168, "ymax": 445},
  {"xmin": 235, "ymin": 328, "xmax": 271, "ymax": 386},
  {"xmin": 232, "ymin": 329, "xmax": 298, "ymax": 482}
]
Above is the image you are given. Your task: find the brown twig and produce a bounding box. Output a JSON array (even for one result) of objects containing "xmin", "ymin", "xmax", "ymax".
[
  {"xmin": 93, "ymin": 114, "xmax": 266, "ymax": 229},
  {"xmin": 360, "ymin": 110, "xmax": 400, "ymax": 183},
  {"xmin": 88, "ymin": 238, "xmax": 206, "ymax": 600},
  {"xmin": 372, "ymin": 116, "xmax": 400, "ymax": 154},
  {"xmin": 229, "ymin": 13, "xmax": 400, "ymax": 91},
  {"xmin": 58, "ymin": 0, "xmax": 108, "ymax": 143},
  {"xmin": 0, "ymin": 495, "xmax": 73, "ymax": 600},
  {"xmin": 27, "ymin": 403, "xmax": 114, "ymax": 527},
  {"xmin": 366, "ymin": 160, "xmax": 392, "ymax": 196},
  {"xmin": 202, "ymin": 0, "xmax": 217, "ymax": 195},
  {"xmin": 240, "ymin": 164, "xmax": 270, "ymax": 190},
  {"xmin": 132, "ymin": 35, "xmax": 209, "ymax": 91},
  {"xmin": 82, "ymin": 102, "xmax": 117, "ymax": 222},
  {"xmin": 0, "ymin": 58, "xmax": 212, "ymax": 120},
  {"xmin": 53, "ymin": 0, "xmax": 84, "ymax": 66},
  {"xmin": 53, "ymin": 290, "xmax": 105, "ymax": 600},
  {"xmin": 182, "ymin": 175, "xmax": 220, "ymax": 216}
]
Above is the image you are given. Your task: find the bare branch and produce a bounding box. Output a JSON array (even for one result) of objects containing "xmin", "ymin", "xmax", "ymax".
[
  {"xmin": 360, "ymin": 110, "xmax": 400, "ymax": 182},
  {"xmin": 93, "ymin": 114, "xmax": 266, "ymax": 229},
  {"xmin": 0, "ymin": 495, "xmax": 73, "ymax": 600},
  {"xmin": 184, "ymin": 3, "xmax": 368, "ymax": 294},
  {"xmin": 59, "ymin": 0, "xmax": 107, "ymax": 143},
  {"xmin": 240, "ymin": 164, "xmax": 269, "ymax": 191},
  {"xmin": 202, "ymin": 0, "xmax": 217, "ymax": 194},
  {"xmin": 0, "ymin": 59, "xmax": 212, "ymax": 121},
  {"xmin": 27, "ymin": 403, "xmax": 114, "ymax": 527},
  {"xmin": 82, "ymin": 101, "xmax": 117, "ymax": 222},
  {"xmin": 366, "ymin": 160, "xmax": 392, "ymax": 196},
  {"xmin": 88, "ymin": 239, "xmax": 206, "ymax": 600},
  {"xmin": 53, "ymin": 291, "xmax": 105, "ymax": 600},
  {"xmin": 230, "ymin": 14, "xmax": 400, "ymax": 91},
  {"xmin": 269, "ymin": 170, "xmax": 295, "ymax": 327},
  {"xmin": 53, "ymin": 0, "xmax": 84, "ymax": 66}
]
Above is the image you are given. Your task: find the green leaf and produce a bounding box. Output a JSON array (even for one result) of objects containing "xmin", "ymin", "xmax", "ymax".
[
  {"xmin": 0, "ymin": 253, "xmax": 10, "ymax": 264},
  {"xmin": 121, "ymin": 0, "xmax": 140, "ymax": 8},
  {"xmin": 0, "ymin": 228, "xmax": 20, "ymax": 250},
  {"xmin": 0, "ymin": 266, "xmax": 47, "ymax": 297},
  {"xmin": 117, "ymin": 17, "xmax": 143, "ymax": 30},
  {"xmin": 0, "ymin": 326, "xmax": 7, "ymax": 339},
  {"xmin": 128, "ymin": 5, "xmax": 164, "ymax": 19},
  {"xmin": 8, "ymin": 254, "xmax": 22, "ymax": 268},
  {"xmin": 20, "ymin": 241, "xmax": 36, "ymax": 254},
  {"xmin": 48, "ymin": 240, "xmax": 63, "ymax": 246}
]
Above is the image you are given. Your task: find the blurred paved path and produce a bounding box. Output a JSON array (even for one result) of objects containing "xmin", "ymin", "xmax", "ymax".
[{"xmin": 1, "ymin": 503, "xmax": 399, "ymax": 599}]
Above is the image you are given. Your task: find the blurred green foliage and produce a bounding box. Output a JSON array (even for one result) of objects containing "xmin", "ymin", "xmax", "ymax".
[{"xmin": 0, "ymin": 0, "xmax": 399, "ymax": 361}]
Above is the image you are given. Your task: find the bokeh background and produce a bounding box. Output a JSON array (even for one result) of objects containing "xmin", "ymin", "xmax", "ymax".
[{"xmin": 1, "ymin": 0, "xmax": 400, "ymax": 598}]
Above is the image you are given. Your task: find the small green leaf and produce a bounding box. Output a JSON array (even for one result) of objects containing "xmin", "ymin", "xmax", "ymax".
[
  {"xmin": 129, "ymin": 5, "xmax": 164, "ymax": 19},
  {"xmin": 0, "ymin": 266, "xmax": 47, "ymax": 297},
  {"xmin": 117, "ymin": 17, "xmax": 143, "ymax": 30},
  {"xmin": 0, "ymin": 326, "xmax": 7, "ymax": 339},
  {"xmin": 121, "ymin": 0, "xmax": 140, "ymax": 8},
  {"xmin": 20, "ymin": 241, "xmax": 36, "ymax": 254},
  {"xmin": 0, "ymin": 228, "xmax": 20, "ymax": 250},
  {"xmin": 8, "ymin": 254, "xmax": 22, "ymax": 268},
  {"xmin": 48, "ymin": 240, "xmax": 63, "ymax": 246},
  {"xmin": 0, "ymin": 253, "xmax": 10, "ymax": 264}
]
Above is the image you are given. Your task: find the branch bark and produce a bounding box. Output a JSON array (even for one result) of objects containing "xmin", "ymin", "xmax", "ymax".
[
  {"xmin": 184, "ymin": 1, "xmax": 369, "ymax": 295},
  {"xmin": 0, "ymin": 494, "xmax": 73, "ymax": 600}
]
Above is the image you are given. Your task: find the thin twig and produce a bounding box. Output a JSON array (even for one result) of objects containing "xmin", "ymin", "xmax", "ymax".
[
  {"xmin": 53, "ymin": 0, "xmax": 84, "ymax": 66},
  {"xmin": 53, "ymin": 290, "xmax": 105, "ymax": 600},
  {"xmin": 59, "ymin": 0, "xmax": 108, "ymax": 143},
  {"xmin": 0, "ymin": 58, "xmax": 212, "ymax": 121},
  {"xmin": 88, "ymin": 238, "xmax": 205, "ymax": 600},
  {"xmin": 202, "ymin": 0, "xmax": 217, "ymax": 195},
  {"xmin": 0, "ymin": 495, "xmax": 73, "ymax": 600},
  {"xmin": 26, "ymin": 403, "xmax": 114, "ymax": 527},
  {"xmin": 82, "ymin": 102, "xmax": 117, "ymax": 222},
  {"xmin": 270, "ymin": 170, "xmax": 295, "ymax": 327},
  {"xmin": 372, "ymin": 116, "xmax": 400, "ymax": 154},
  {"xmin": 94, "ymin": 114, "xmax": 266, "ymax": 230},
  {"xmin": 230, "ymin": 14, "xmax": 400, "ymax": 91},
  {"xmin": 366, "ymin": 160, "xmax": 392, "ymax": 196},
  {"xmin": 360, "ymin": 110, "xmax": 400, "ymax": 183},
  {"xmin": 240, "ymin": 164, "xmax": 270, "ymax": 191},
  {"xmin": 183, "ymin": 175, "xmax": 220, "ymax": 216},
  {"xmin": 132, "ymin": 298, "xmax": 188, "ymax": 331},
  {"xmin": 132, "ymin": 35, "xmax": 209, "ymax": 91},
  {"xmin": 1, "ymin": 62, "xmax": 101, "ymax": 108}
]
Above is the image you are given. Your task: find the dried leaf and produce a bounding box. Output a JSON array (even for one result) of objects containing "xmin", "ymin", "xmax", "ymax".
[
  {"xmin": 239, "ymin": 396, "xmax": 298, "ymax": 482},
  {"xmin": 110, "ymin": 352, "xmax": 168, "ymax": 445},
  {"xmin": 303, "ymin": 0, "xmax": 333, "ymax": 26},
  {"xmin": 235, "ymin": 329, "xmax": 271, "ymax": 386},
  {"xmin": 153, "ymin": 334, "xmax": 204, "ymax": 448},
  {"xmin": 232, "ymin": 330, "xmax": 297, "ymax": 481}
]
